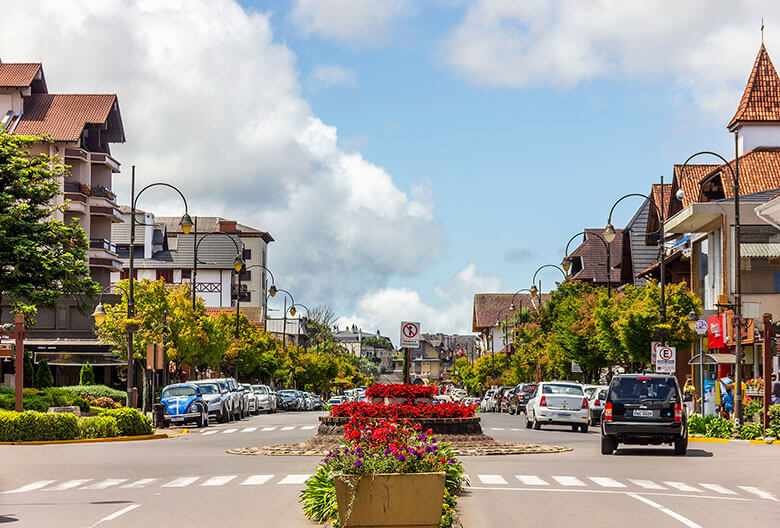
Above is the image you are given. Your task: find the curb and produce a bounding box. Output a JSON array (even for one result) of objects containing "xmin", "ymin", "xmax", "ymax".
[
  {"xmin": 689, "ymin": 437, "xmax": 777, "ymax": 445},
  {"xmin": 0, "ymin": 433, "xmax": 168, "ymax": 445}
]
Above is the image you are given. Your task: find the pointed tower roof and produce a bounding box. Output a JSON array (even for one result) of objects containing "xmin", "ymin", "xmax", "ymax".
[{"xmin": 728, "ymin": 44, "xmax": 780, "ymax": 130}]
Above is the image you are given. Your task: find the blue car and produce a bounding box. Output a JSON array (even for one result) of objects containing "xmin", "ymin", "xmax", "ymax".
[{"xmin": 161, "ymin": 383, "xmax": 209, "ymax": 428}]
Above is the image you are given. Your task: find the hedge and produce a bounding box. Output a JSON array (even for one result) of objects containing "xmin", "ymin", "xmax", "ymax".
[
  {"xmin": 78, "ymin": 415, "xmax": 120, "ymax": 439},
  {"xmin": 61, "ymin": 385, "xmax": 127, "ymax": 401},
  {"xmin": 0, "ymin": 410, "xmax": 79, "ymax": 442},
  {"xmin": 100, "ymin": 408, "xmax": 152, "ymax": 436},
  {"xmin": 0, "ymin": 387, "xmax": 89, "ymax": 413}
]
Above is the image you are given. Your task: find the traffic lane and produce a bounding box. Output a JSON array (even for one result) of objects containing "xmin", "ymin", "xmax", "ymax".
[
  {"xmin": 479, "ymin": 411, "xmax": 600, "ymax": 448},
  {"xmin": 0, "ymin": 500, "xmax": 140, "ymax": 528}
]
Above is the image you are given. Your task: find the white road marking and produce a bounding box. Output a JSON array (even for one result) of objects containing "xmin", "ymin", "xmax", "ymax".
[
  {"xmin": 262, "ymin": 427, "xmax": 277, "ymax": 431},
  {"xmin": 279, "ymin": 474, "xmax": 311, "ymax": 485},
  {"xmin": 469, "ymin": 487, "xmax": 750, "ymax": 502},
  {"xmin": 46, "ymin": 479, "xmax": 91, "ymax": 491},
  {"xmin": 589, "ymin": 477, "xmax": 626, "ymax": 488},
  {"xmin": 201, "ymin": 475, "xmax": 236, "ymax": 487},
  {"xmin": 552, "ymin": 476, "xmax": 586, "ymax": 487},
  {"xmin": 516, "ymin": 475, "xmax": 549, "ymax": 486},
  {"xmin": 121, "ymin": 479, "xmax": 158, "ymax": 489},
  {"xmin": 87, "ymin": 504, "xmax": 140, "ymax": 528},
  {"xmin": 3, "ymin": 480, "xmax": 56, "ymax": 494},
  {"xmin": 201, "ymin": 430, "xmax": 218, "ymax": 436},
  {"xmin": 510, "ymin": 428, "xmax": 521, "ymax": 432},
  {"xmin": 300, "ymin": 425, "xmax": 316, "ymax": 430},
  {"xmin": 280, "ymin": 426, "xmax": 295, "ymax": 431},
  {"xmin": 490, "ymin": 427, "xmax": 505, "ymax": 431},
  {"xmin": 629, "ymin": 479, "xmax": 666, "ymax": 490},
  {"xmin": 699, "ymin": 483, "xmax": 736, "ymax": 495},
  {"xmin": 162, "ymin": 477, "xmax": 200, "ymax": 488},
  {"xmin": 664, "ymin": 481, "xmax": 702, "ymax": 493},
  {"xmin": 478, "ymin": 475, "xmax": 508, "ymax": 485},
  {"xmin": 240, "ymin": 475, "xmax": 274, "ymax": 486},
  {"xmin": 628, "ymin": 493, "xmax": 703, "ymax": 528},
  {"xmin": 241, "ymin": 427, "xmax": 257, "ymax": 433},
  {"xmin": 80, "ymin": 479, "xmax": 127, "ymax": 490},
  {"xmin": 222, "ymin": 428, "xmax": 238, "ymax": 434},
  {"xmin": 738, "ymin": 486, "xmax": 778, "ymax": 501}
]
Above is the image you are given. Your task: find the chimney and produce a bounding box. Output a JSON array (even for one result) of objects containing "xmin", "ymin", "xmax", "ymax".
[
  {"xmin": 219, "ymin": 220, "xmax": 236, "ymax": 233},
  {"xmin": 144, "ymin": 212, "xmax": 154, "ymax": 259}
]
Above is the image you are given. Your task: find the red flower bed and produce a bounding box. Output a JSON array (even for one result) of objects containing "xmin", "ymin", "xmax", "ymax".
[
  {"xmin": 365, "ymin": 383, "xmax": 438, "ymax": 399},
  {"xmin": 330, "ymin": 401, "xmax": 476, "ymax": 419}
]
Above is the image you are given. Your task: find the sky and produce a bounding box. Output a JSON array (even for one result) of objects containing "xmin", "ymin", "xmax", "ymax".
[{"xmin": 0, "ymin": 0, "xmax": 777, "ymax": 340}]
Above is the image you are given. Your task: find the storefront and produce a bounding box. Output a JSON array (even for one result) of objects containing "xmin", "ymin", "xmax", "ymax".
[{"xmin": 688, "ymin": 352, "xmax": 736, "ymax": 415}]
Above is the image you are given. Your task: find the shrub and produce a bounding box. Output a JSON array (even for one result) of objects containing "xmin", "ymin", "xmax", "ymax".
[
  {"xmin": 769, "ymin": 404, "xmax": 780, "ymax": 438},
  {"xmin": 0, "ymin": 388, "xmax": 89, "ymax": 413},
  {"xmin": 61, "ymin": 385, "xmax": 126, "ymax": 402},
  {"xmin": 0, "ymin": 410, "xmax": 79, "ymax": 442},
  {"xmin": 88, "ymin": 396, "xmax": 121, "ymax": 409},
  {"xmin": 738, "ymin": 421, "xmax": 763, "ymax": 440},
  {"xmin": 705, "ymin": 416, "xmax": 733, "ymax": 439},
  {"xmin": 23, "ymin": 350, "xmax": 34, "ymax": 388},
  {"xmin": 330, "ymin": 401, "xmax": 476, "ymax": 419},
  {"xmin": 34, "ymin": 359, "xmax": 53, "ymax": 389},
  {"xmin": 100, "ymin": 408, "xmax": 152, "ymax": 436},
  {"xmin": 744, "ymin": 398, "xmax": 763, "ymax": 422},
  {"xmin": 365, "ymin": 384, "xmax": 438, "ymax": 399},
  {"xmin": 79, "ymin": 363, "xmax": 95, "ymax": 385},
  {"xmin": 78, "ymin": 415, "xmax": 119, "ymax": 439}
]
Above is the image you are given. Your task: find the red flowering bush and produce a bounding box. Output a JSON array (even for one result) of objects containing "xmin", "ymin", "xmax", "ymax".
[
  {"xmin": 331, "ymin": 401, "xmax": 476, "ymax": 419},
  {"xmin": 365, "ymin": 383, "xmax": 438, "ymax": 399}
]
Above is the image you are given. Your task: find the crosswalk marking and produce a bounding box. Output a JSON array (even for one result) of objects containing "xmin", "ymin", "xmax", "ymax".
[
  {"xmin": 589, "ymin": 477, "xmax": 626, "ymax": 488},
  {"xmin": 738, "ymin": 486, "xmax": 778, "ymax": 501},
  {"xmin": 201, "ymin": 430, "xmax": 218, "ymax": 436},
  {"xmin": 222, "ymin": 428, "xmax": 238, "ymax": 434},
  {"xmin": 262, "ymin": 427, "xmax": 277, "ymax": 431},
  {"xmin": 279, "ymin": 474, "xmax": 311, "ymax": 485},
  {"xmin": 3, "ymin": 480, "xmax": 56, "ymax": 494},
  {"xmin": 46, "ymin": 479, "xmax": 91, "ymax": 491},
  {"xmin": 300, "ymin": 425, "xmax": 316, "ymax": 430},
  {"xmin": 280, "ymin": 426, "xmax": 295, "ymax": 431},
  {"xmin": 201, "ymin": 476, "xmax": 236, "ymax": 487},
  {"xmin": 699, "ymin": 483, "xmax": 736, "ymax": 495},
  {"xmin": 162, "ymin": 477, "xmax": 200, "ymax": 488},
  {"xmin": 81, "ymin": 479, "xmax": 127, "ymax": 490},
  {"xmin": 628, "ymin": 479, "xmax": 666, "ymax": 490},
  {"xmin": 121, "ymin": 478, "xmax": 158, "ymax": 489},
  {"xmin": 552, "ymin": 476, "xmax": 586, "ymax": 487},
  {"xmin": 490, "ymin": 427, "xmax": 505, "ymax": 431},
  {"xmin": 240, "ymin": 475, "xmax": 274, "ymax": 486},
  {"xmin": 664, "ymin": 481, "xmax": 702, "ymax": 493},
  {"xmin": 516, "ymin": 475, "xmax": 549, "ymax": 486},
  {"xmin": 242, "ymin": 427, "xmax": 257, "ymax": 433},
  {"xmin": 478, "ymin": 475, "xmax": 508, "ymax": 485}
]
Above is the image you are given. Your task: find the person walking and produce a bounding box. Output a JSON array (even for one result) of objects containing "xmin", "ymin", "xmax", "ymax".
[{"xmin": 772, "ymin": 373, "xmax": 780, "ymax": 405}]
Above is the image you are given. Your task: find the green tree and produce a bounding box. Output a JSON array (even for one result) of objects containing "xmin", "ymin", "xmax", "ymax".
[
  {"xmin": 79, "ymin": 362, "xmax": 95, "ymax": 385},
  {"xmin": 23, "ymin": 350, "xmax": 34, "ymax": 388},
  {"xmin": 0, "ymin": 130, "xmax": 98, "ymax": 319},
  {"xmin": 34, "ymin": 359, "xmax": 53, "ymax": 388}
]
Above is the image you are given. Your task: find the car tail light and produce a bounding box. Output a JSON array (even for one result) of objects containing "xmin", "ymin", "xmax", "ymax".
[
  {"xmin": 674, "ymin": 403, "xmax": 682, "ymax": 422},
  {"xmin": 637, "ymin": 377, "xmax": 651, "ymax": 380},
  {"xmin": 594, "ymin": 399, "xmax": 601, "ymax": 407},
  {"xmin": 582, "ymin": 397, "xmax": 589, "ymax": 409},
  {"xmin": 605, "ymin": 402, "xmax": 613, "ymax": 421}
]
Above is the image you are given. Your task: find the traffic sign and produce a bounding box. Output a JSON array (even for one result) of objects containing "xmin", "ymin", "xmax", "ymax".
[
  {"xmin": 571, "ymin": 360, "xmax": 582, "ymax": 373},
  {"xmin": 400, "ymin": 321, "xmax": 421, "ymax": 348},
  {"xmin": 655, "ymin": 346, "xmax": 676, "ymax": 373},
  {"xmin": 694, "ymin": 319, "xmax": 708, "ymax": 336},
  {"xmin": 0, "ymin": 342, "xmax": 11, "ymax": 358}
]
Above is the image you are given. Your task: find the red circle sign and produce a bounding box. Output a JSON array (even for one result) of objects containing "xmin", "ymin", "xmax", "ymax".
[
  {"xmin": 402, "ymin": 323, "xmax": 418, "ymax": 338},
  {"xmin": 658, "ymin": 347, "xmax": 673, "ymax": 361}
]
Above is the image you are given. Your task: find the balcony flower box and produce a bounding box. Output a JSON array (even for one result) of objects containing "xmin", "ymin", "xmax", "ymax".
[{"xmin": 334, "ymin": 472, "xmax": 445, "ymax": 528}]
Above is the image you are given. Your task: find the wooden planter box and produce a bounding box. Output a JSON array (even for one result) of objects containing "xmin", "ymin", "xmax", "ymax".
[{"xmin": 334, "ymin": 472, "xmax": 445, "ymax": 528}]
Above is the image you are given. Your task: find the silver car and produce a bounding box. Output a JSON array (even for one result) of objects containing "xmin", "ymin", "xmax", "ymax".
[
  {"xmin": 192, "ymin": 380, "xmax": 230, "ymax": 423},
  {"xmin": 241, "ymin": 384, "xmax": 259, "ymax": 415},
  {"xmin": 251, "ymin": 384, "xmax": 276, "ymax": 413},
  {"xmin": 213, "ymin": 378, "xmax": 242, "ymax": 420}
]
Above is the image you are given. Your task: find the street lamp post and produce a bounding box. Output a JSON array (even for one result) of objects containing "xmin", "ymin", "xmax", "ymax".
[
  {"xmin": 243, "ymin": 264, "xmax": 276, "ymax": 324},
  {"xmin": 496, "ymin": 306, "xmax": 514, "ymax": 371},
  {"xmin": 291, "ymin": 303, "xmax": 311, "ymax": 349},
  {"xmin": 563, "ymin": 231, "xmax": 612, "ymax": 297},
  {"xmin": 530, "ymin": 264, "xmax": 566, "ymax": 301},
  {"xmin": 127, "ymin": 167, "xmax": 192, "ymax": 407},
  {"xmin": 272, "ymin": 288, "xmax": 295, "ymax": 351}
]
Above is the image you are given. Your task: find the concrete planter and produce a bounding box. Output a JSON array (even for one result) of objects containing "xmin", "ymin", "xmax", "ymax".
[{"xmin": 334, "ymin": 472, "xmax": 445, "ymax": 528}]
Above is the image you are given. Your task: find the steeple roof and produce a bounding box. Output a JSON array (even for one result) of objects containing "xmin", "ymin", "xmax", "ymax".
[{"xmin": 728, "ymin": 44, "xmax": 780, "ymax": 130}]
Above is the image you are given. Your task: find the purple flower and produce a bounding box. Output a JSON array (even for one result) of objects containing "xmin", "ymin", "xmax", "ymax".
[{"xmin": 354, "ymin": 460, "xmax": 363, "ymax": 467}]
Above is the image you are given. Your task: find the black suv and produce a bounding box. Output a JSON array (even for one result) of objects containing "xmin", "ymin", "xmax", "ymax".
[
  {"xmin": 507, "ymin": 383, "xmax": 537, "ymax": 415},
  {"xmin": 600, "ymin": 374, "xmax": 687, "ymax": 455}
]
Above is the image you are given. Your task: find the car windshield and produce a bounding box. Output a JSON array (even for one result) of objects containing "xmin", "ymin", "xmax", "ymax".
[
  {"xmin": 611, "ymin": 377, "xmax": 677, "ymax": 402},
  {"xmin": 216, "ymin": 382, "xmax": 228, "ymax": 392},
  {"xmin": 584, "ymin": 387, "xmax": 596, "ymax": 398},
  {"xmin": 242, "ymin": 384, "xmax": 252, "ymax": 390},
  {"xmin": 163, "ymin": 387, "xmax": 196, "ymax": 398},
  {"xmin": 542, "ymin": 384, "xmax": 583, "ymax": 396},
  {"xmin": 197, "ymin": 383, "xmax": 219, "ymax": 395},
  {"xmin": 278, "ymin": 390, "xmax": 296, "ymax": 396},
  {"xmin": 252, "ymin": 386, "xmax": 268, "ymax": 394},
  {"xmin": 597, "ymin": 390, "xmax": 607, "ymax": 400},
  {"xmin": 523, "ymin": 385, "xmax": 537, "ymax": 393}
]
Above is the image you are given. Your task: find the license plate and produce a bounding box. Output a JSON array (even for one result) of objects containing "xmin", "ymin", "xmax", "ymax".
[
  {"xmin": 631, "ymin": 409, "xmax": 654, "ymax": 417},
  {"xmin": 557, "ymin": 413, "xmax": 571, "ymax": 417}
]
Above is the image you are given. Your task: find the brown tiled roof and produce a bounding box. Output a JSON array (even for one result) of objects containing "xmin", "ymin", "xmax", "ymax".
[
  {"xmin": 651, "ymin": 183, "xmax": 672, "ymax": 219},
  {"xmin": 472, "ymin": 293, "xmax": 550, "ymax": 332},
  {"xmin": 0, "ymin": 62, "xmax": 41, "ymax": 87},
  {"xmin": 710, "ymin": 147, "xmax": 780, "ymax": 198},
  {"xmin": 728, "ymin": 44, "xmax": 780, "ymax": 130},
  {"xmin": 672, "ymin": 164, "xmax": 719, "ymax": 208},
  {"xmin": 157, "ymin": 216, "xmax": 274, "ymax": 242},
  {"xmin": 569, "ymin": 229, "xmax": 624, "ymax": 284},
  {"xmin": 14, "ymin": 94, "xmax": 117, "ymax": 141}
]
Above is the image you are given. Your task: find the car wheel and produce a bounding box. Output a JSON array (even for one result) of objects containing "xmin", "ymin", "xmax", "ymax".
[
  {"xmin": 590, "ymin": 416, "xmax": 599, "ymax": 427},
  {"xmin": 601, "ymin": 435, "xmax": 615, "ymax": 455},
  {"xmin": 580, "ymin": 424, "xmax": 589, "ymax": 433},
  {"xmin": 525, "ymin": 413, "xmax": 532, "ymax": 429},
  {"xmin": 196, "ymin": 408, "xmax": 206, "ymax": 428},
  {"xmin": 219, "ymin": 406, "xmax": 228, "ymax": 423},
  {"xmin": 674, "ymin": 435, "xmax": 688, "ymax": 455},
  {"xmin": 571, "ymin": 425, "xmax": 578, "ymax": 432},
  {"xmin": 532, "ymin": 413, "xmax": 541, "ymax": 430}
]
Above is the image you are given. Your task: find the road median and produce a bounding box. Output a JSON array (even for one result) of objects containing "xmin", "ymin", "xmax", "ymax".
[{"xmin": 0, "ymin": 432, "xmax": 168, "ymax": 445}]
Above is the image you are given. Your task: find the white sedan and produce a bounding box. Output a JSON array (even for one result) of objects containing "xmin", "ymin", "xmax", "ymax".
[{"xmin": 525, "ymin": 381, "xmax": 590, "ymax": 432}]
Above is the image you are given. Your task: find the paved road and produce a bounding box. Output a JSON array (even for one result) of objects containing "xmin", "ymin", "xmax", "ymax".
[{"xmin": 1, "ymin": 411, "xmax": 778, "ymax": 527}]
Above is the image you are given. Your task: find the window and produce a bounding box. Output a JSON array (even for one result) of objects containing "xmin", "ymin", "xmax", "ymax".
[
  {"xmin": 239, "ymin": 270, "xmax": 251, "ymax": 281},
  {"xmin": 610, "ymin": 377, "xmax": 678, "ymax": 402},
  {"xmin": 181, "ymin": 269, "xmax": 192, "ymax": 279},
  {"xmin": 156, "ymin": 270, "xmax": 173, "ymax": 283},
  {"xmin": 162, "ymin": 387, "xmax": 196, "ymax": 398},
  {"xmin": 541, "ymin": 384, "xmax": 583, "ymax": 396},
  {"xmin": 243, "ymin": 248, "xmax": 252, "ymax": 260}
]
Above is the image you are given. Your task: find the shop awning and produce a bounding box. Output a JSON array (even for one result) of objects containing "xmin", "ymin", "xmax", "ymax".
[
  {"xmin": 740, "ymin": 243, "xmax": 780, "ymax": 258},
  {"xmin": 688, "ymin": 353, "xmax": 736, "ymax": 365}
]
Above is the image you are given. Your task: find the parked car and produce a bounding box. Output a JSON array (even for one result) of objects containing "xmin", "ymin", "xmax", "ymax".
[
  {"xmin": 228, "ymin": 378, "xmax": 249, "ymax": 418},
  {"xmin": 161, "ymin": 383, "xmax": 209, "ymax": 428},
  {"xmin": 241, "ymin": 384, "xmax": 260, "ymax": 415},
  {"xmin": 277, "ymin": 389, "xmax": 300, "ymax": 410},
  {"xmin": 212, "ymin": 378, "xmax": 239, "ymax": 421},
  {"xmin": 191, "ymin": 380, "xmax": 230, "ymax": 423},
  {"xmin": 525, "ymin": 381, "xmax": 589, "ymax": 432},
  {"xmin": 327, "ymin": 396, "xmax": 345, "ymax": 406},
  {"xmin": 496, "ymin": 386, "xmax": 513, "ymax": 413},
  {"xmin": 480, "ymin": 389, "xmax": 497, "ymax": 412},
  {"xmin": 252, "ymin": 384, "xmax": 276, "ymax": 413},
  {"xmin": 601, "ymin": 374, "xmax": 687, "ymax": 455},
  {"xmin": 587, "ymin": 386, "xmax": 608, "ymax": 426},
  {"xmin": 311, "ymin": 394, "xmax": 324, "ymax": 410}
]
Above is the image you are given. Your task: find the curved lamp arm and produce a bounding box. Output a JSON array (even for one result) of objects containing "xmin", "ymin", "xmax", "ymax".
[
  {"xmin": 245, "ymin": 264, "xmax": 276, "ymax": 286},
  {"xmin": 195, "ymin": 232, "xmax": 245, "ymax": 271},
  {"xmin": 563, "ymin": 231, "xmax": 610, "ymax": 273},
  {"xmin": 132, "ymin": 182, "xmax": 193, "ymax": 232},
  {"xmin": 291, "ymin": 303, "xmax": 311, "ymax": 319}
]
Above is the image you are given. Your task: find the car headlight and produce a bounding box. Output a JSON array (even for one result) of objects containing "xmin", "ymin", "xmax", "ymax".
[{"xmin": 188, "ymin": 402, "xmax": 200, "ymax": 413}]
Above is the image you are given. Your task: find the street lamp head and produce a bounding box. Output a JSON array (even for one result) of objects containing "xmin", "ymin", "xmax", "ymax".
[
  {"xmin": 233, "ymin": 255, "xmax": 245, "ymax": 273},
  {"xmin": 509, "ymin": 302, "xmax": 516, "ymax": 312},
  {"xmin": 269, "ymin": 285, "xmax": 277, "ymax": 297},
  {"xmin": 676, "ymin": 188, "xmax": 685, "ymax": 201},
  {"xmin": 180, "ymin": 213, "xmax": 194, "ymax": 235},
  {"xmin": 530, "ymin": 284, "xmax": 538, "ymax": 298},
  {"xmin": 604, "ymin": 223, "xmax": 617, "ymax": 243},
  {"xmin": 290, "ymin": 306, "xmax": 297, "ymax": 317},
  {"xmin": 92, "ymin": 303, "xmax": 107, "ymax": 325},
  {"xmin": 562, "ymin": 256, "xmax": 572, "ymax": 273},
  {"xmin": 686, "ymin": 309, "xmax": 698, "ymax": 331}
]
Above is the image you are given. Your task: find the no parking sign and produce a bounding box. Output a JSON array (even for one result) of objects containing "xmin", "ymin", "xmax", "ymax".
[{"xmin": 655, "ymin": 346, "xmax": 676, "ymax": 373}]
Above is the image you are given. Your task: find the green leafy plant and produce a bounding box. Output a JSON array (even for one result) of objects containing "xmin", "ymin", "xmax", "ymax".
[
  {"xmin": 705, "ymin": 416, "xmax": 733, "ymax": 439},
  {"xmin": 99, "ymin": 408, "xmax": 152, "ymax": 436},
  {"xmin": 0, "ymin": 410, "xmax": 79, "ymax": 442},
  {"xmin": 78, "ymin": 415, "xmax": 120, "ymax": 439},
  {"xmin": 0, "ymin": 388, "xmax": 89, "ymax": 413},
  {"xmin": 300, "ymin": 465, "xmax": 339, "ymax": 524},
  {"xmin": 738, "ymin": 421, "xmax": 763, "ymax": 440},
  {"xmin": 61, "ymin": 385, "xmax": 126, "ymax": 401},
  {"xmin": 687, "ymin": 414, "xmax": 708, "ymax": 435},
  {"xmin": 79, "ymin": 363, "xmax": 95, "ymax": 386},
  {"xmin": 34, "ymin": 359, "xmax": 53, "ymax": 389}
]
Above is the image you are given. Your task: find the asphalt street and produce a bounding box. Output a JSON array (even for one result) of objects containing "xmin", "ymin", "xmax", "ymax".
[{"xmin": 1, "ymin": 411, "xmax": 778, "ymax": 527}]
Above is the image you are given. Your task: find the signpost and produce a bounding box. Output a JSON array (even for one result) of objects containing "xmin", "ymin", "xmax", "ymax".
[
  {"xmin": 400, "ymin": 322, "xmax": 421, "ymax": 384},
  {"xmin": 655, "ymin": 346, "xmax": 676, "ymax": 374},
  {"xmin": 571, "ymin": 360, "xmax": 582, "ymax": 373}
]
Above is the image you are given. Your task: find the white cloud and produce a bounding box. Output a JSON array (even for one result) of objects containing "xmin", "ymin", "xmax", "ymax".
[
  {"xmin": 309, "ymin": 63, "xmax": 358, "ymax": 87},
  {"xmin": 339, "ymin": 263, "xmax": 502, "ymax": 337},
  {"xmin": 440, "ymin": 0, "xmax": 779, "ymax": 116},
  {"xmin": 0, "ymin": 0, "xmax": 442, "ymax": 304},
  {"xmin": 290, "ymin": 0, "xmax": 413, "ymax": 45}
]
